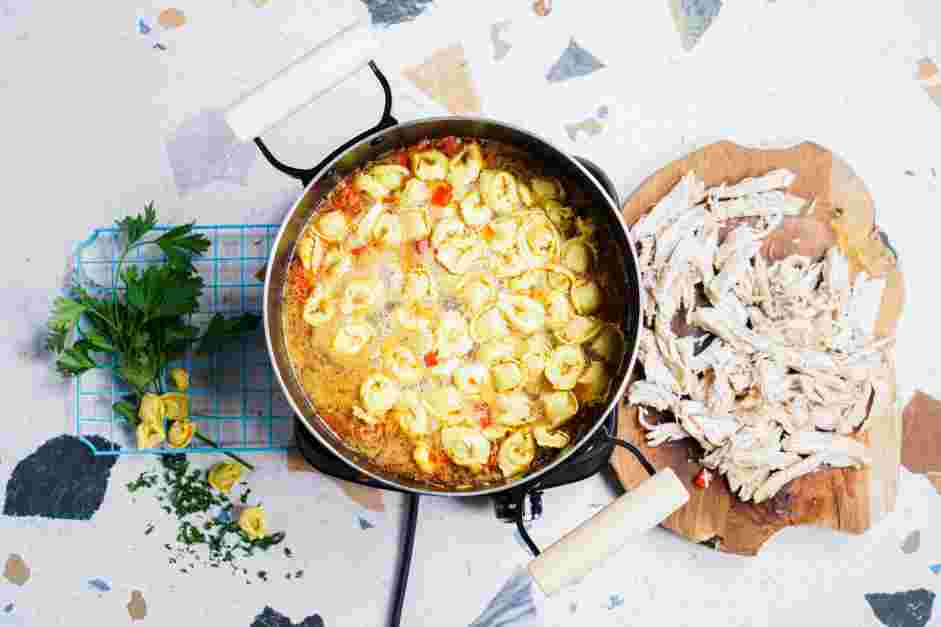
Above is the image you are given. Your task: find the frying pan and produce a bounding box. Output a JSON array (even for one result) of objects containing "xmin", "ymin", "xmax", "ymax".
[{"xmin": 225, "ymin": 20, "xmax": 643, "ymax": 497}]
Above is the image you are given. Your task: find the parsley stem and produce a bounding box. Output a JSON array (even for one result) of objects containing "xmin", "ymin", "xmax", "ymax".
[{"xmin": 193, "ymin": 430, "xmax": 256, "ymax": 471}]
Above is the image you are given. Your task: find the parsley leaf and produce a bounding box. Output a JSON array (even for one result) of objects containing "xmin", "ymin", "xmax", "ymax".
[
  {"xmin": 124, "ymin": 265, "xmax": 203, "ymax": 319},
  {"xmin": 46, "ymin": 297, "xmax": 87, "ymax": 352},
  {"xmin": 113, "ymin": 400, "xmax": 139, "ymax": 424},
  {"xmin": 116, "ymin": 202, "xmax": 158, "ymax": 248},
  {"xmin": 196, "ymin": 313, "xmax": 261, "ymax": 354},
  {"xmin": 55, "ymin": 340, "xmax": 98, "ymax": 377},
  {"xmin": 156, "ymin": 224, "xmax": 211, "ymax": 272}
]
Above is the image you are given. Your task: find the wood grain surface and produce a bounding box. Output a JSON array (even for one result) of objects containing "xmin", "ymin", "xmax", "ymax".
[{"xmin": 611, "ymin": 141, "xmax": 904, "ymax": 556}]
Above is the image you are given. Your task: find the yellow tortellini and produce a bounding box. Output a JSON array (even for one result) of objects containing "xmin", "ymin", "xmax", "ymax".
[
  {"xmin": 136, "ymin": 421, "xmax": 165, "ymax": 449},
  {"xmin": 545, "ymin": 289, "xmax": 575, "ymax": 329},
  {"xmin": 497, "ymin": 293, "xmax": 546, "ymax": 335},
  {"xmin": 453, "ymin": 362, "xmax": 490, "ymax": 395},
  {"xmin": 459, "ymin": 191, "xmax": 492, "ymax": 228},
  {"xmin": 494, "ymin": 392, "xmax": 537, "ymax": 426},
  {"xmin": 480, "ymin": 170, "xmax": 520, "ymax": 216},
  {"xmin": 590, "ymin": 324, "xmax": 624, "ymax": 365},
  {"xmin": 545, "ymin": 344, "xmax": 586, "ymax": 390},
  {"xmin": 447, "ymin": 143, "xmax": 483, "ymax": 190},
  {"xmin": 530, "ymin": 177, "xmax": 565, "ymax": 203},
  {"xmin": 422, "ymin": 384, "xmax": 464, "ymax": 419},
  {"xmin": 394, "ymin": 302, "xmax": 433, "ymax": 332},
  {"xmin": 373, "ymin": 213, "xmax": 403, "ymax": 248},
  {"xmin": 487, "ymin": 217, "xmax": 519, "ymax": 253},
  {"xmin": 208, "ymin": 462, "xmax": 243, "ymax": 493},
  {"xmin": 544, "ymin": 200, "xmax": 575, "ymax": 235},
  {"xmin": 341, "ymin": 279, "xmax": 380, "ymax": 316},
  {"xmin": 436, "ymin": 310, "xmax": 473, "ymax": 358},
  {"xmin": 354, "ymin": 172, "xmax": 389, "ymax": 200},
  {"xmin": 321, "ymin": 247, "xmax": 353, "ymax": 285},
  {"xmin": 402, "ymin": 268, "xmax": 437, "ymax": 303},
  {"xmin": 498, "ymin": 430, "xmax": 535, "ymax": 478},
  {"xmin": 575, "ymin": 360, "xmax": 612, "ymax": 404},
  {"xmin": 413, "ymin": 441, "xmax": 436, "ymax": 474},
  {"xmin": 384, "ymin": 346, "xmax": 423, "ymax": 385},
  {"xmin": 401, "ymin": 210, "xmax": 431, "ymax": 241},
  {"xmin": 334, "ymin": 322, "xmax": 375, "ymax": 355},
  {"xmin": 298, "ymin": 234, "xmax": 326, "ymax": 273},
  {"xmin": 483, "ymin": 424, "xmax": 512, "ymax": 441},
  {"xmin": 457, "ymin": 273, "xmax": 497, "ymax": 314},
  {"xmin": 360, "ymin": 373, "xmax": 401, "ymax": 417},
  {"xmin": 471, "ymin": 307, "xmax": 511, "ymax": 344},
  {"xmin": 518, "ymin": 214, "xmax": 560, "ymax": 267},
  {"xmin": 541, "ymin": 390, "xmax": 579, "ymax": 427},
  {"xmin": 161, "ymin": 393, "xmax": 189, "ymax": 422},
  {"xmin": 436, "ymin": 236, "xmax": 486, "ymax": 275},
  {"xmin": 491, "ymin": 359, "xmax": 524, "ymax": 392},
  {"xmin": 561, "ymin": 238, "xmax": 593, "ymax": 275},
  {"xmin": 400, "ymin": 179, "xmax": 432, "ymax": 208},
  {"xmin": 509, "ymin": 269, "xmax": 546, "ymax": 294},
  {"xmin": 533, "ymin": 424, "xmax": 569, "ymax": 448},
  {"xmin": 432, "ymin": 217, "xmax": 466, "ymax": 249},
  {"xmin": 412, "ymin": 150, "xmax": 449, "ymax": 181},
  {"xmin": 167, "ymin": 420, "xmax": 194, "ymax": 449},
  {"xmin": 370, "ymin": 164, "xmax": 410, "ymax": 190},
  {"xmin": 392, "ymin": 390, "xmax": 430, "ymax": 437},
  {"xmin": 441, "ymin": 426, "xmax": 491, "ymax": 470},
  {"xmin": 571, "ymin": 280, "xmax": 603, "ymax": 315},
  {"xmin": 303, "ymin": 285, "xmax": 335, "ymax": 327},
  {"xmin": 554, "ymin": 315, "xmax": 603, "ymax": 345},
  {"xmin": 477, "ymin": 338, "xmax": 518, "ymax": 366},
  {"xmin": 314, "ymin": 211, "xmax": 348, "ymax": 242}
]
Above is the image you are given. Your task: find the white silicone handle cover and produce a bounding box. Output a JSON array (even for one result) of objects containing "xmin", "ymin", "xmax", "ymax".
[
  {"xmin": 224, "ymin": 18, "xmax": 379, "ymax": 143},
  {"xmin": 527, "ymin": 468, "xmax": 689, "ymax": 597}
]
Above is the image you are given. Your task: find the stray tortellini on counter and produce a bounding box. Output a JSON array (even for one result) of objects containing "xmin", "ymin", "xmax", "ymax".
[
  {"xmin": 498, "ymin": 429, "xmax": 535, "ymax": 478},
  {"xmin": 334, "ymin": 322, "xmax": 375, "ymax": 355},
  {"xmin": 441, "ymin": 426, "xmax": 491, "ymax": 471},
  {"xmin": 360, "ymin": 373, "xmax": 401, "ymax": 417}
]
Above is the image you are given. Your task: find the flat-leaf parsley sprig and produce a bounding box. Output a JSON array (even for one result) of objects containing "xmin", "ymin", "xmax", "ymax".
[{"xmin": 48, "ymin": 204, "xmax": 260, "ymax": 469}]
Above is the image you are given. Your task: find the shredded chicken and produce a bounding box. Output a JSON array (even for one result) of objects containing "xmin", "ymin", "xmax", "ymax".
[{"xmin": 630, "ymin": 169, "xmax": 889, "ymax": 503}]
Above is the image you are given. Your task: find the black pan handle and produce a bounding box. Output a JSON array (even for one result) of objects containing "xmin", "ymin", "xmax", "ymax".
[{"xmin": 254, "ymin": 60, "xmax": 398, "ymax": 187}]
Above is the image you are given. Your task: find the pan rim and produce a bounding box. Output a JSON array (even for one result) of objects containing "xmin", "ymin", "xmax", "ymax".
[{"xmin": 264, "ymin": 115, "xmax": 643, "ymax": 496}]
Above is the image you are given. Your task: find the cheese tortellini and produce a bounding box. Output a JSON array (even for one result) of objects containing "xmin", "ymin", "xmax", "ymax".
[
  {"xmin": 498, "ymin": 430, "xmax": 535, "ymax": 478},
  {"xmin": 289, "ymin": 138, "xmax": 627, "ymax": 486}
]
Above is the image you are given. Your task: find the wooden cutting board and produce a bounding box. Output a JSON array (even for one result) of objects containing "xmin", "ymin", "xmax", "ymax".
[{"xmin": 610, "ymin": 141, "xmax": 905, "ymax": 556}]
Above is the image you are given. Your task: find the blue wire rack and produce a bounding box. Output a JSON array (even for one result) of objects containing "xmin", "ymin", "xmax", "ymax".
[{"xmin": 73, "ymin": 223, "xmax": 295, "ymax": 456}]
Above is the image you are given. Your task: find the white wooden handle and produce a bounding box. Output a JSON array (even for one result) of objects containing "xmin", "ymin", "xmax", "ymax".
[
  {"xmin": 224, "ymin": 18, "xmax": 378, "ymax": 143},
  {"xmin": 527, "ymin": 468, "xmax": 689, "ymax": 597}
]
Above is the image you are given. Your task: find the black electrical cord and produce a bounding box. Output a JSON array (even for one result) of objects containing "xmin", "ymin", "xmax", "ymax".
[
  {"xmin": 512, "ymin": 430, "xmax": 657, "ymax": 559},
  {"xmin": 389, "ymin": 493, "xmax": 420, "ymax": 627}
]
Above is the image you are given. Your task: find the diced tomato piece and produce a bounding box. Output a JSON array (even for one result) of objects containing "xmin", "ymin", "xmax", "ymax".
[
  {"xmin": 424, "ymin": 351, "xmax": 439, "ymax": 367},
  {"xmin": 439, "ymin": 136, "xmax": 461, "ymax": 157},
  {"xmin": 693, "ymin": 468, "xmax": 713, "ymax": 490},
  {"xmin": 333, "ymin": 181, "xmax": 362, "ymax": 214},
  {"xmin": 415, "ymin": 238, "xmax": 430, "ymax": 255},
  {"xmin": 394, "ymin": 150, "xmax": 409, "ymax": 167},
  {"xmin": 480, "ymin": 224, "xmax": 495, "ymax": 239},
  {"xmin": 351, "ymin": 245, "xmax": 368, "ymax": 256},
  {"xmin": 431, "ymin": 182, "xmax": 453, "ymax": 207}
]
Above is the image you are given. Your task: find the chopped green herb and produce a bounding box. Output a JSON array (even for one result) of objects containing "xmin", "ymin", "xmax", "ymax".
[{"xmin": 144, "ymin": 523, "xmax": 155, "ymax": 536}]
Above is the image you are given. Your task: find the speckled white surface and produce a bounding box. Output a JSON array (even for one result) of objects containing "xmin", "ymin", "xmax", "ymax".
[{"xmin": 1, "ymin": 1, "xmax": 940, "ymax": 626}]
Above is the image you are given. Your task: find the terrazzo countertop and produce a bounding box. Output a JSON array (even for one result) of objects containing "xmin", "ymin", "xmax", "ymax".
[{"xmin": 2, "ymin": 1, "xmax": 941, "ymax": 625}]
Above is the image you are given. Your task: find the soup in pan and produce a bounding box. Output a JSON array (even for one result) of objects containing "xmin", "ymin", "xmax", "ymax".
[{"xmin": 282, "ymin": 136, "xmax": 625, "ymax": 488}]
